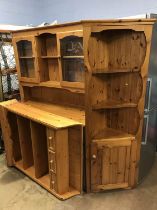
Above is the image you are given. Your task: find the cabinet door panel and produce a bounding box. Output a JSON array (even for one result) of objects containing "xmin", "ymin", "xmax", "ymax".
[
  {"xmin": 91, "ymin": 141, "xmax": 131, "ymax": 191},
  {"xmin": 13, "ymin": 36, "xmax": 40, "ymax": 83}
]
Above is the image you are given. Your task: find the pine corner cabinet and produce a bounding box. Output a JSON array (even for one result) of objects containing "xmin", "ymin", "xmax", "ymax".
[{"xmin": 1, "ymin": 19, "xmax": 157, "ymax": 200}]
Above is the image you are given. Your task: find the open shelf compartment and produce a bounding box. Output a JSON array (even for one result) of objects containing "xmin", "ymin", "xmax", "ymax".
[
  {"xmin": 90, "ymin": 72, "xmax": 142, "ymax": 110},
  {"xmin": 93, "ymin": 127, "xmax": 134, "ymax": 141},
  {"xmin": 88, "ymin": 29, "xmax": 146, "ymax": 74},
  {"xmin": 37, "ymin": 33, "xmax": 60, "ymax": 82}
]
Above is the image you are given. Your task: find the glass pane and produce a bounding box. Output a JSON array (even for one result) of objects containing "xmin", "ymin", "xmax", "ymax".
[
  {"xmin": 62, "ymin": 58, "xmax": 84, "ymax": 82},
  {"xmin": 19, "ymin": 58, "xmax": 35, "ymax": 78},
  {"xmin": 17, "ymin": 40, "xmax": 33, "ymax": 57},
  {"xmin": 61, "ymin": 36, "xmax": 84, "ymax": 82},
  {"xmin": 61, "ymin": 36, "xmax": 83, "ymax": 56}
]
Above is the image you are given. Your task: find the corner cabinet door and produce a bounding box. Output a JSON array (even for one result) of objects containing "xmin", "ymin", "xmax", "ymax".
[
  {"xmin": 91, "ymin": 140, "xmax": 133, "ymax": 192},
  {"xmin": 13, "ymin": 36, "xmax": 40, "ymax": 83}
]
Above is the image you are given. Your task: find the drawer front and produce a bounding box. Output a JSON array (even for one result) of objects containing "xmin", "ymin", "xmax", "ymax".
[
  {"xmin": 50, "ymin": 171, "xmax": 57, "ymax": 191},
  {"xmin": 49, "ymin": 150, "xmax": 56, "ymax": 173},
  {"xmin": 47, "ymin": 128, "xmax": 55, "ymax": 151}
]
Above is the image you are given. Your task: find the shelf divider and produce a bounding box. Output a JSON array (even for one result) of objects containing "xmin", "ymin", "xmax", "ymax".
[
  {"xmin": 41, "ymin": 55, "xmax": 60, "ymax": 59},
  {"xmin": 30, "ymin": 121, "xmax": 49, "ymax": 179},
  {"xmin": 19, "ymin": 56, "xmax": 35, "ymax": 59},
  {"xmin": 17, "ymin": 116, "xmax": 34, "ymax": 169}
]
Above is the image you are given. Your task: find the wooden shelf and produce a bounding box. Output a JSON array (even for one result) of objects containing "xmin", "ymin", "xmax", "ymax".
[
  {"xmin": 19, "ymin": 56, "xmax": 34, "ymax": 59},
  {"xmin": 92, "ymin": 68, "xmax": 140, "ymax": 74},
  {"xmin": 92, "ymin": 100, "xmax": 137, "ymax": 110},
  {"xmin": 39, "ymin": 81, "xmax": 61, "ymax": 88},
  {"xmin": 93, "ymin": 127, "xmax": 134, "ymax": 141},
  {"xmin": 25, "ymin": 100, "xmax": 85, "ymax": 126},
  {"xmin": 62, "ymin": 56, "xmax": 84, "ymax": 59},
  {"xmin": 21, "ymin": 81, "xmax": 85, "ymax": 93},
  {"xmin": 15, "ymin": 160, "xmax": 80, "ymax": 200},
  {"xmin": 2, "ymin": 99, "xmax": 82, "ymax": 129},
  {"xmin": 41, "ymin": 56, "xmax": 60, "ymax": 59},
  {"xmin": 39, "ymin": 81, "xmax": 85, "ymax": 93}
]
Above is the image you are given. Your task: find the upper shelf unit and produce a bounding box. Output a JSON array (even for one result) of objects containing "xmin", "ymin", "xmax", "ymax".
[
  {"xmin": 15, "ymin": 32, "xmax": 85, "ymax": 90},
  {"xmin": 88, "ymin": 29, "xmax": 147, "ymax": 74}
]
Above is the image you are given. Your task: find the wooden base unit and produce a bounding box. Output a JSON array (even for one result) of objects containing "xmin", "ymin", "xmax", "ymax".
[
  {"xmin": 15, "ymin": 160, "xmax": 80, "ymax": 200},
  {"xmin": 1, "ymin": 19, "xmax": 157, "ymax": 200},
  {"xmin": 1, "ymin": 100, "xmax": 83, "ymax": 200}
]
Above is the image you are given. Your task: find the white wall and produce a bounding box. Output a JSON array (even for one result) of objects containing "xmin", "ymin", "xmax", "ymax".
[
  {"xmin": 0, "ymin": 0, "xmax": 43, "ymax": 25},
  {"xmin": 0, "ymin": 0, "xmax": 157, "ymax": 25},
  {"xmin": 41, "ymin": 0, "xmax": 157, "ymax": 23}
]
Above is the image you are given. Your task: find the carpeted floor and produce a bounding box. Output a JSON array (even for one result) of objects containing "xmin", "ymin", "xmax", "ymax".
[{"xmin": 1, "ymin": 153, "xmax": 157, "ymax": 210}]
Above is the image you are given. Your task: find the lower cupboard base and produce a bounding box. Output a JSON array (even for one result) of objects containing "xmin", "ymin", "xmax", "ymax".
[
  {"xmin": 92, "ymin": 183, "xmax": 129, "ymax": 192},
  {"xmin": 15, "ymin": 160, "xmax": 80, "ymax": 200}
]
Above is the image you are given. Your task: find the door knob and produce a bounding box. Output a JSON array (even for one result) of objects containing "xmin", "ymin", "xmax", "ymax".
[{"xmin": 92, "ymin": 154, "xmax": 97, "ymax": 159}]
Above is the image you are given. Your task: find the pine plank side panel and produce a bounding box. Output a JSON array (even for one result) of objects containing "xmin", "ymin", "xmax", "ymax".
[
  {"xmin": 55, "ymin": 129, "xmax": 69, "ymax": 194},
  {"xmin": 83, "ymin": 25, "xmax": 93, "ymax": 192},
  {"xmin": 8, "ymin": 113, "xmax": 21, "ymax": 162},
  {"xmin": 0, "ymin": 106, "xmax": 13, "ymax": 166},
  {"xmin": 69, "ymin": 126, "xmax": 83, "ymax": 191}
]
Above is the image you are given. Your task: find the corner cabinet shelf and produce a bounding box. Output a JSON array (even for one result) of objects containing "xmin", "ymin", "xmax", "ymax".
[
  {"xmin": 92, "ymin": 68, "xmax": 140, "ymax": 74},
  {"xmin": 93, "ymin": 127, "xmax": 134, "ymax": 141},
  {"xmin": 92, "ymin": 100, "xmax": 137, "ymax": 110}
]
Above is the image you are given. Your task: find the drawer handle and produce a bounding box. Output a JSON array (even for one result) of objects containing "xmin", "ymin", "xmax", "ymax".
[
  {"xmin": 48, "ymin": 136, "xmax": 53, "ymax": 140},
  {"xmin": 51, "ymin": 180, "xmax": 55, "ymax": 188}
]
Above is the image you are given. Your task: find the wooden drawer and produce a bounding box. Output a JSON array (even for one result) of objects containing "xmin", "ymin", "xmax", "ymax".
[
  {"xmin": 50, "ymin": 171, "xmax": 57, "ymax": 191},
  {"xmin": 49, "ymin": 150, "xmax": 56, "ymax": 173},
  {"xmin": 47, "ymin": 128, "xmax": 55, "ymax": 151}
]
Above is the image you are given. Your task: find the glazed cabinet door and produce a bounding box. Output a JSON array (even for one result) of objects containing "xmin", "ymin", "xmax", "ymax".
[
  {"xmin": 91, "ymin": 140, "xmax": 132, "ymax": 191},
  {"xmin": 13, "ymin": 36, "xmax": 40, "ymax": 83},
  {"xmin": 57, "ymin": 30, "xmax": 84, "ymax": 89}
]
